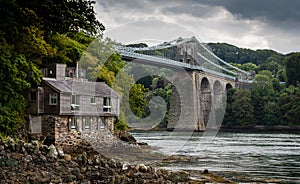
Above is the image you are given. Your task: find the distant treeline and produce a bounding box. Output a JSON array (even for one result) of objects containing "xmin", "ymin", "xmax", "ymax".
[{"xmin": 208, "ymin": 43, "xmax": 300, "ymax": 126}]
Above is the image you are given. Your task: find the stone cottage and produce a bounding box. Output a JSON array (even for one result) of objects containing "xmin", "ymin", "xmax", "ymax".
[{"xmin": 26, "ymin": 63, "xmax": 120, "ymax": 150}]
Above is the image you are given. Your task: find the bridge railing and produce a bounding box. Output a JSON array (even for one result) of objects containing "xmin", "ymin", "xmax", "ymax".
[{"xmin": 115, "ymin": 45, "xmax": 238, "ymax": 81}]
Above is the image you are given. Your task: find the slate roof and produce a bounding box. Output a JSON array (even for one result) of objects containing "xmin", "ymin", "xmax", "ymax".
[{"xmin": 43, "ymin": 78, "xmax": 119, "ymax": 97}]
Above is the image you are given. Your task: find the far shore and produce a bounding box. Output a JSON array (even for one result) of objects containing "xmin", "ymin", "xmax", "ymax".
[{"xmin": 128, "ymin": 125, "xmax": 300, "ymax": 133}]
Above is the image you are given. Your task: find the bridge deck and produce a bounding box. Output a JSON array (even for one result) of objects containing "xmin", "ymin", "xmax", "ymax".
[{"xmin": 117, "ymin": 47, "xmax": 236, "ymax": 81}]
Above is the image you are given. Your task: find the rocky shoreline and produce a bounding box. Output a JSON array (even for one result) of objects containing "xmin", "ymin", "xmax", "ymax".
[{"xmin": 0, "ymin": 134, "xmax": 234, "ymax": 183}]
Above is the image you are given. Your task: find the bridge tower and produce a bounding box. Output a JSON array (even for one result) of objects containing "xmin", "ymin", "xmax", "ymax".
[{"xmin": 175, "ymin": 37, "xmax": 198, "ymax": 65}]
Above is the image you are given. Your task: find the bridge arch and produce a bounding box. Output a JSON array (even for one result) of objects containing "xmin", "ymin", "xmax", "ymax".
[
  {"xmin": 200, "ymin": 77, "xmax": 212, "ymax": 127},
  {"xmin": 225, "ymin": 83, "xmax": 233, "ymax": 91},
  {"xmin": 213, "ymin": 80, "xmax": 223, "ymax": 95}
]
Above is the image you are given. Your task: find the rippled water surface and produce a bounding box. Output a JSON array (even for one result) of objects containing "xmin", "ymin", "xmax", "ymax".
[{"xmin": 131, "ymin": 131, "xmax": 300, "ymax": 183}]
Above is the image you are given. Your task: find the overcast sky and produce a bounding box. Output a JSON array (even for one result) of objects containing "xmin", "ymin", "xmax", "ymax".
[{"xmin": 95, "ymin": 0, "xmax": 300, "ymax": 54}]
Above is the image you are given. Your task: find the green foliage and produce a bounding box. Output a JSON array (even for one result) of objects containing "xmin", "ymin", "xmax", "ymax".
[
  {"xmin": 258, "ymin": 61, "xmax": 281, "ymax": 76},
  {"xmin": 208, "ymin": 43, "xmax": 282, "ymax": 65},
  {"xmin": 251, "ymin": 74, "xmax": 275, "ymax": 125},
  {"xmin": 46, "ymin": 33, "xmax": 88, "ymax": 64},
  {"xmin": 280, "ymin": 86, "xmax": 300, "ymax": 125},
  {"xmin": 129, "ymin": 84, "xmax": 149, "ymax": 118},
  {"xmin": 241, "ymin": 62, "xmax": 258, "ymax": 72},
  {"xmin": 0, "ymin": 49, "xmax": 40, "ymax": 135},
  {"xmin": 224, "ymin": 59, "xmax": 300, "ymax": 127},
  {"xmin": 0, "ymin": 0, "xmax": 103, "ymax": 135},
  {"xmin": 114, "ymin": 117, "xmax": 128, "ymax": 131},
  {"xmin": 263, "ymin": 102, "xmax": 280, "ymax": 126},
  {"xmin": 285, "ymin": 52, "xmax": 300, "ymax": 86},
  {"xmin": 19, "ymin": 0, "xmax": 104, "ymax": 35},
  {"xmin": 258, "ymin": 70, "xmax": 273, "ymax": 78},
  {"xmin": 126, "ymin": 43, "xmax": 148, "ymax": 48},
  {"xmin": 231, "ymin": 89, "xmax": 255, "ymax": 126}
]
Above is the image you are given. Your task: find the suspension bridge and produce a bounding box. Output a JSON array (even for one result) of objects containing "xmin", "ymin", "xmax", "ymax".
[
  {"xmin": 115, "ymin": 37, "xmax": 255, "ymax": 131},
  {"xmin": 115, "ymin": 37, "xmax": 254, "ymax": 83}
]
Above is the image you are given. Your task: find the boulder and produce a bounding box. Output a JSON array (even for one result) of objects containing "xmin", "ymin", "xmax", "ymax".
[
  {"xmin": 138, "ymin": 164, "xmax": 148, "ymax": 173},
  {"xmin": 24, "ymin": 155, "xmax": 33, "ymax": 163},
  {"xmin": 5, "ymin": 137, "xmax": 15, "ymax": 151},
  {"xmin": 17, "ymin": 140, "xmax": 25, "ymax": 153},
  {"xmin": 108, "ymin": 159, "xmax": 117, "ymax": 168},
  {"xmin": 57, "ymin": 147, "xmax": 64, "ymax": 158},
  {"xmin": 118, "ymin": 131, "xmax": 136, "ymax": 143},
  {"xmin": 31, "ymin": 140, "xmax": 40, "ymax": 154},
  {"xmin": 39, "ymin": 145, "xmax": 49, "ymax": 155},
  {"xmin": 64, "ymin": 154, "xmax": 72, "ymax": 162},
  {"xmin": 48, "ymin": 144, "xmax": 58, "ymax": 159}
]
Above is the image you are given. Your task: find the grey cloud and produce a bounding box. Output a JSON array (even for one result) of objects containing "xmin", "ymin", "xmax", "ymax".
[
  {"xmin": 98, "ymin": 0, "xmax": 300, "ymax": 22},
  {"xmin": 199, "ymin": 0, "xmax": 300, "ymax": 22},
  {"xmin": 96, "ymin": 0, "xmax": 300, "ymax": 53},
  {"xmin": 163, "ymin": 4, "xmax": 219, "ymax": 18}
]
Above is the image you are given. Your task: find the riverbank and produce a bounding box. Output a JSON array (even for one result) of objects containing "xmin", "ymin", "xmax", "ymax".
[
  {"xmin": 220, "ymin": 125, "xmax": 300, "ymax": 133},
  {"xmin": 0, "ymin": 135, "xmax": 234, "ymax": 183},
  {"xmin": 130, "ymin": 125, "xmax": 300, "ymax": 133}
]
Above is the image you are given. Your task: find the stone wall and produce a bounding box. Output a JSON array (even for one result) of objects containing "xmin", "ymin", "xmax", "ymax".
[
  {"xmin": 105, "ymin": 116, "xmax": 115, "ymax": 133},
  {"xmin": 41, "ymin": 115, "xmax": 56, "ymax": 146},
  {"xmin": 39, "ymin": 115, "xmax": 116, "ymax": 152}
]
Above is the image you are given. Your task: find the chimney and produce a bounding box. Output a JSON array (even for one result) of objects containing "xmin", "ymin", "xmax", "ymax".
[{"xmin": 55, "ymin": 63, "xmax": 66, "ymax": 80}]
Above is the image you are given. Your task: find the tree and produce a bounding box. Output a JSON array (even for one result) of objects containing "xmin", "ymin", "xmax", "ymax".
[
  {"xmin": 0, "ymin": 0, "xmax": 43, "ymax": 135},
  {"xmin": 232, "ymin": 89, "xmax": 254, "ymax": 126},
  {"xmin": 251, "ymin": 74, "xmax": 275, "ymax": 124},
  {"xmin": 19, "ymin": 0, "xmax": 104, "ymax": 35},
  {"xmin": 242, "ymin": 62, "xmax": 258, "ymax": 72},
  {"xmin": 46, "ymin": 33, "xmax": 88, "ymax": 64},
  {"xmin": 258, "ymin": 70, "xmax": 273, "ymax": 78},
  {"xmin": 258, "ymin": 61, "xmax": 281, "ymax": 76},
  {"xmin": 0, "ymin": 42, "xmax": 41, "ymax": 135},
  {"xmin": 280, "ymin": 86, "xmax": 300, "ymax": 125},
  {"xmin": 263, "ymin": 102, "xmax": 280, "ymax": 126},
  {"xmin": 129, "ymin": 84, "xmax": 149, "ymax": 119},
  {"xmin": 285, "ymin": 52, "xmax": 300, "ymax": 86}
]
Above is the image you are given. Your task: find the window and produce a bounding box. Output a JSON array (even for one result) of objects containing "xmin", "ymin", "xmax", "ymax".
[
  {"xmin": 69, "ymin": 117, "xmax": 77, "ymax": 130},
  {"xmin": 91, "ymin": 96, "xmax": 96, "ymax": 104},
  {"xmin": 49, "ymin": 93, "xmax": 58, "ymax": 105},
  {"xmin": 97, "ymin": 117, "xmax": 105, "ymax": 130},
  {"xmin": 82, "ymin": 117, "xmax": 90, "ymax": 130},
  {"xmin": 71, "ymin": 95, "xmax": 80, "ymax": 111},
  {"xmin": 30, "ymin": 92, "xmax": 36, "ymax": 101},
  {"xmin": 103, "ymin": 97, "xmax": 111, "ymax": 112}
]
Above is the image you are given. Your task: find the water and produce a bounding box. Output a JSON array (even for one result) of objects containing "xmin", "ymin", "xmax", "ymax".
[{"xmin": 131, "ymin": 131, "xmax": 300, "ymax": 183}]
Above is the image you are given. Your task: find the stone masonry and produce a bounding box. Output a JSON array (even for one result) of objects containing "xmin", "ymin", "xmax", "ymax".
[{"xmin": 168, "ymin": 70, "xmax": 234, "ymax": 131}]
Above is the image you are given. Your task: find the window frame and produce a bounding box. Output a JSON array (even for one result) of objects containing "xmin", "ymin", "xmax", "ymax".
[
  {"xmin": 71, "ymin": 94, "xmax": 80, "ymax": 111},
  {"xmin": 69, "ymin": 117, "xmax": 77, "ymax": 130},
  {"xmin": 103, "ymin": 97, "xmax": 111, "ymax": 113},
  {"xmin": 82, "ymin": 117, "xmax": 91, "ymax": 130},
  {"xmin": 90, "ymin": 96, "xmax": 96, "ymax": 104},
  {"xmin": 49, "ymin": 93, "xmax": 58, "ymax": 105},
  {"xmin": 97, "ymin": 117, "xmax": 105, "ymax": 130}
]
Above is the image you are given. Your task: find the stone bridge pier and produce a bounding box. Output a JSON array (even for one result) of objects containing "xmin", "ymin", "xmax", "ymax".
[{"xmin": 168, "ymin": 70, "xmax": 235, "ymax": 131}]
